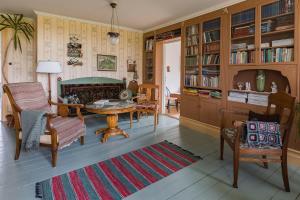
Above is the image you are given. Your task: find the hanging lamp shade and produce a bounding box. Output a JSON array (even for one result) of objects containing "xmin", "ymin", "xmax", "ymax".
[{"xmin": 107, "ymin": 3, "xmax": 120, "ymax": 45}]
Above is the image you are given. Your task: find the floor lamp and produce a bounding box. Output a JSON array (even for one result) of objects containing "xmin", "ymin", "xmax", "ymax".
[{"xmin": 36, "ymin": 61, "xmax": 62, "ymax": 101}]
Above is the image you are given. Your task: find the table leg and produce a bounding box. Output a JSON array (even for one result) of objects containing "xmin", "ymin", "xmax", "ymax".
[
  {"xmin": 130, "ymin": 111, "xmax": 133, "ymax": 128},
  {"xmin": 100, "ymin": 114, "xmax": 129, "ymax": 143}
]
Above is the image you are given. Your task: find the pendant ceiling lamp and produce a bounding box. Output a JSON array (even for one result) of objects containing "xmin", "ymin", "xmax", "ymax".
[{"xmin": 107, "ymin": 2, "xmax": 120, "ymax": 45}]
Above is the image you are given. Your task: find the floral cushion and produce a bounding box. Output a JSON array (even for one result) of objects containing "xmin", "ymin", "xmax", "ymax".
[{"xmin": 246, "ymin": 121, "xmax": 282, "ymax": 148}]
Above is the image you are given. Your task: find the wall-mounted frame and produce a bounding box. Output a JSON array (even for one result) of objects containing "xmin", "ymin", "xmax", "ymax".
[{"xmin": 97, "ymin": 54, "xmax": 117, "ymax": 71}]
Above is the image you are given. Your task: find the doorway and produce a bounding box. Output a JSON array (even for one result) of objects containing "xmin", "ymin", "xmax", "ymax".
[{"xmin": 162, "ymin": 39, "xmax": 181, "ymax": 118}]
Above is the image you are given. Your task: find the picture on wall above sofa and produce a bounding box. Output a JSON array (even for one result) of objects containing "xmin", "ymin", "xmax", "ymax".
[{"xmin": 97, "ymin": 54, "xmax": 117, "ymax": 71}]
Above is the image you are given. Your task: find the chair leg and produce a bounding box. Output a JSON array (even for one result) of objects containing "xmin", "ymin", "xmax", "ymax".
[
  {"xmin": 281, "ymin": 155, "xmax": 290, "ymax": 192},
  {"xmin": 175, "ymin": 100, "xmax": 179, "ymax": 112},
  {"xmin": 15, "ymin": 139, "xmax": 22, "ymax": 160},
  {"xmin": 167, "ymin": 99, "xmax": 170, "ymax": 113},
  {"xmin": 80, "ymin": 136, "xmax": 84, "ymax": 145},
  {"xmin": 51, "ymin": 147, "xmax": 58, "ymax": 167},
  {"xmin": 262, "ymin": 155, "xmax": 268, "ymax": 169},
  {"xmin": 154, "ymin": 112, "xmax": 157, "ymax": 130},
  {"xmin": 137, "ymin": 111, "xmax": 140, "ymax": 122},
  {"xmin": 233, "ymin": 151, "xmax": 240, "ymax": 188},
  {"xmin": 156, "ymin": 112, "xmax": 159, "ymax": 125},
  {"xmin": 220, "ymin": 135, "xmax": 224, "ymax": 160}
]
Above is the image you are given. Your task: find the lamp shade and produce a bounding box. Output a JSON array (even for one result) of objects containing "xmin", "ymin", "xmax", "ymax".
[{"xmin": 36, "ymin": 61, "xmax": 62, "ymax": 74}]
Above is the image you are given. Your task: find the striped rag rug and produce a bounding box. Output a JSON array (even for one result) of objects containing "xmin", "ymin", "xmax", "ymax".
[{"xmin": 36, "ymin": 140, "xmax": 202, "ymax": 200}]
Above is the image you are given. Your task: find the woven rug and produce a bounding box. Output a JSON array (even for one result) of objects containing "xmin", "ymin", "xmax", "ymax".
[{"xmin": 36, "ymin": 140, "xmax": 201, "ymax": 200}]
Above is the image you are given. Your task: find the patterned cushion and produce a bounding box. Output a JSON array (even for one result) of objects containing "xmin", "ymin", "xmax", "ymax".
[
  {"xmin": 52, "ymin": 117, "xmax": 85, "ymax": 149},
  {"xmin": 246, "ymin": 121, "xmax": 282, "ymax": 148},
  {"xmin": 6, "ymin": 82, "xmax": 51, "ymax": 111},
  {"xmin": 136, "ymin": 103, "xmax": 157, "ymax": 110}
]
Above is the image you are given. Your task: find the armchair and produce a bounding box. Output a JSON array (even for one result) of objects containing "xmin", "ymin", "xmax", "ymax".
[
  {"xmin": 3, "ymin": 82, "xmax": 86, "ymax": 167},
  {"xmin": 220, "ymin": 91, "xmax": 295, "ymax": 191}
]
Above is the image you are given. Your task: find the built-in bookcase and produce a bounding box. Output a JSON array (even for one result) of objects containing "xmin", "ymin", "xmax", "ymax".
[
  {"xmin": 144, "ymin": 36, "xmax": 155, "ymax": 83},
  {"xmin": 184, "ymin": 24, "xmax": 200, "ymax": 87},
  {"xmin": 202, "ymin": 18, "xmax": 221, "ymax": 89},
  {"xmin": 261, "ymin": 0, "xmax": 295, "ymax": 63},
  {"xmin": 230, "ymin": 8, "xmax": 256, "ymax": 64}
]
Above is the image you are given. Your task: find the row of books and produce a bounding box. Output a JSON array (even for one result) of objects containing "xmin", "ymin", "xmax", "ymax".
[
  {"xmin": 232, "ymin": 24, "xmax": 255, "ymax": 38},
  {"xmin": 186, "ymin": 35, "xmax": 199, "ymax": 46},
  {"xmin": 186, "ymin": 46, "xmax": 199, "ymax": 56},
  {"xmin": 145, "ymin": 39, "xmax": 154, "ymax": 51},
  {"xmin": 203, "ymin": 31, "xmax": 220, "ymax": 43},
  {"xmin": 202, "ymin": 76, "xmax": 219, "ymax": 88},
  {"xmin": 203, "ymin": 54, "xmax": 220, "ymax": 65},
  {"xmin": 232, "ymin": 9, "xmax": 255, "ymax": 26},
  {"xmin": 185, "ymin": 75, "xmax": 198, "ymax": 87},
  {"xmin": 186, "ymin": 25, "xmax": 199, "ymax": 36},
  {"xmin": 203, "ymin": 42, "xmax": 220, "ymax": 53},
  {"xmin": 231, "ymin": 51, "xmax": 255, "ymax": 64},
  {"xmin": 261, "ymin": 48, "xmax": 294, "ymax": 63},
  {"xmin": 203, "ymin": 19, "xmax": 220, "ymax": 32},
  {"xmin": 202, "ymin": 67, "xmax": 220, "ymax": 76},
  {"xmin": 262, "ymin": 0, "xmax": 294, "ymax": 19},
  {"xmin": 228, "ymin": 91, "xmax": 269, "ymax": 106},
  {"xmin": 185, "ymin": 57, "xmax": 199, "ymax": 67},
  {"xmin": 185, "ymin": 68, "xmax": 199, "ymax": 75}
]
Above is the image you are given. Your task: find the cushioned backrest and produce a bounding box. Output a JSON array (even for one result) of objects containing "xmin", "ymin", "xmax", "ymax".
[{"xmin": 6, "ymin": 82, "xmax": 51, "ymax": 111}]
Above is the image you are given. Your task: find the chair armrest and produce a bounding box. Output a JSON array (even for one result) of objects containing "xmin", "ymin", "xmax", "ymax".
[
  {"xmin": 220, "ymin": 108, "xmax": 248, "ymax": 130},
  {"xmin": 49, "ymin": 101, "xmax": 84, "ymax": 121}
]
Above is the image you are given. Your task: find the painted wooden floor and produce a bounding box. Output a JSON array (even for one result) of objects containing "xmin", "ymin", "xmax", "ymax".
[{"xmin": 0, "ymin": 115, "xmax": 300, "ymax": 200}]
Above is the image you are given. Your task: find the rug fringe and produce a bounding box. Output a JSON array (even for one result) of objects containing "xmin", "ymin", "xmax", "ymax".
[
  {"xmin": 35, "ymin": 182, "xmax": 43, "ymax": 199},
  {"xmin": 164, "ymin": 140, "xmax": 203, "ymax": 160}
]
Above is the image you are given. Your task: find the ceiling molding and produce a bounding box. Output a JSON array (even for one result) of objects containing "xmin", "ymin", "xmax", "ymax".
[
  {"xmin": 34, "ymin": 10, "xmax": 144, "ymax": 33},
  {"xmin": 143, "ymin": 0, "xmax": 245, "ymax": 33}
]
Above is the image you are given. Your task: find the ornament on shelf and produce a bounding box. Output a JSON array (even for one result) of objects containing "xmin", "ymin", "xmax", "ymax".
[
  {"xmin": 245, "ymin": 82, "xmax": 251, "ymax": 91},
  {"xmin": 256, "ymin": 70, "xmax": 266, "ymax": 92},
  {"xmin": 271, "ymin": 82, "xmax": 278, "ymax": 93},
  {"xmin": 237, "ymin": 82, "xmax": 244, "ymax": 90}
]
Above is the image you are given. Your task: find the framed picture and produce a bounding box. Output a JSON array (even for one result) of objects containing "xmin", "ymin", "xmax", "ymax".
[
  {"xmin": 97, "ymin": 54, "xmax": 117, "ymax": 71},
  {"xmin": 127, "ymin": 59, "xmax": 136, "ymax": 72}
]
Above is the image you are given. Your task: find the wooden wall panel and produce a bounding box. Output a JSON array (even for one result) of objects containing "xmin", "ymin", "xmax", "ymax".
[{"xmin": 36, "ymin": 14, "xmax": 143, "ymax": 102}]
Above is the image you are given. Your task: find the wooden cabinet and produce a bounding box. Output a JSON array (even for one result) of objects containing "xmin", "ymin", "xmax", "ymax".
[
  {"xmin": 199, "ymin": 97, "xmax": 222, "ymax": 126},
  {"xmin": 181, "ymin": 94, "xmax": 200, "ymax": 121}
]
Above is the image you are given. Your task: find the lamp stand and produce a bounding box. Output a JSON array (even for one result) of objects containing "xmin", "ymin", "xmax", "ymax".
[{"xmin": 48, "ymin": 73, "xmax": 52, "ymax": 102}]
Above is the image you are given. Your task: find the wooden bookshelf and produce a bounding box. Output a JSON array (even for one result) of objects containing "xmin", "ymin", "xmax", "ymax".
[{"xmin": 143, "ymin": 34, "xmax": 155, "ymax": 83}]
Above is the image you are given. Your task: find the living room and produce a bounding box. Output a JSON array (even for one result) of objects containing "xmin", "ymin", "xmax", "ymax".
[{"xmin": 1, "ymin": 0, "xmax": 300, "ymax": 199}]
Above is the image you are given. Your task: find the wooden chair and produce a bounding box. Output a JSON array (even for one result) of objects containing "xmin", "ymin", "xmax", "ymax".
[
  {"xmin": 135, "ymin": 84, "xmax": 160, "ymax": 129},
  {"xmin": 220, "ymin": 91, "xmax": 295, "ymax": 192},
  {"xmin": 3, "ymin": 82, "xmax": 86, "ymax": 167}
]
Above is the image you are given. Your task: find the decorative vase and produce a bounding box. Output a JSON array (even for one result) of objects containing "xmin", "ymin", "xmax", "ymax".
[{"xmin": 256, "ymin": 70, "xmax": 266, "ymax": 92}]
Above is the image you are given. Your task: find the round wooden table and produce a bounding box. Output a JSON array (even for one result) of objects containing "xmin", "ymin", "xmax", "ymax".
[{"xmin": 86, "ymin": 101, "xmax": 136, "ymax": 143}]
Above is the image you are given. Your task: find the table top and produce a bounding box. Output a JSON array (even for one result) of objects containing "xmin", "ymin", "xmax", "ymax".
[{"xmin": 85, "ymin": 100, "xmax": 136, "ymax": 115}]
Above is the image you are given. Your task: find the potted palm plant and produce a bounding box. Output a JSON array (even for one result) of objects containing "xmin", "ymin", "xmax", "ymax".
[{"xmin": 0, "ymin": 14, "xmax": 34, "ymax": 83}]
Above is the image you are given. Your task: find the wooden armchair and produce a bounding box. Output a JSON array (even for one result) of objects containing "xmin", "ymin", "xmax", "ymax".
[
  {"xmin": 3, "ymin": 82, "xmax": 86, "ymax": 167},
  {"xmin": 220, "ymin": 91, "xmax": 295, "ymax": 192},
  {"xmin": 135, "ymin": 84, "xmax": 160, "ymax": 129}
]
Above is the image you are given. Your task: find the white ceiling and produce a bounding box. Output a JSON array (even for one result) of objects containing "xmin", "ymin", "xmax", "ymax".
[{"xmin": 0, "ymin": 0, "xmax": 244, "ymax": 31}]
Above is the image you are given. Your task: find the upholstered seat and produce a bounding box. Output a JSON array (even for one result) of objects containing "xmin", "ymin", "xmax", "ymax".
[
  {"xmin": 223, "ymin": 128, "xmax": 281, "ymax": 150},
  {"xmin": 3, "ymin": 82, "xmax": 86, "ymax": 167}
]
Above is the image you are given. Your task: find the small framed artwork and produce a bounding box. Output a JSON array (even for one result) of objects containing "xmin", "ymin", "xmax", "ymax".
[
  {"xmin": 127, "ymin": 59, "xmax": 136, "ymax": 72},
  {"xmin": 97, "ymin": 54, "xmax": 117, "ymax": 71}
]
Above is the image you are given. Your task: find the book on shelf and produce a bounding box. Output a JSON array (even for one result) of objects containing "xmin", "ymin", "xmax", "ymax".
[
  {"xmin": 202, "ymin": 76, "xmax": 219, "ymax": 88},
  {"xmin": 232, "ymin": 43, "xmax": 247, "ymax": 50},
  {"xmin": 203, "ymin": 19, "xmax": 220, "ymax": 31},
  {"xmin": 247, "ymin": 44, "xmax": 255, "ymax": 50},
  {"xmin": 262, "ymin": 0, "xmax": 294, "ymax": 19},
  {"xmin": 186, "ymin": 35, "xmax": 199, "ymax": 46},
  {"xmin": 185, "ymin": 68, "xmax": 199, "ymax": 75},
  {"xmin": 228, "ymin": 96, "xmax": 247, "ymax": 103},
  {"xmin": 228, "ymin": 91, "xmax": 269, "ymax": 106},
  {"xmin": 185, "ymin": 75, "xmax": 198, "ymax": 87},
  {"xmin": 203, "ymin": 43, "xmax": 220, "ymax": 53},
  {"xmin": 202, "ymin": 54, "xmax": 220, "ymax": 65},
  {"xmin": 272, "ymin": 38, "xmax": 294, "ymax": 47},
  {"xmin": 261, "ymin": 48, "xmax": 294, "ymax": 62},
  {"xmin": 232, "ymin": 9, "xmax": 255, "ymax": 26},
  {"xmin": 231, "ymin": 51, "xmax": 255, "ymax": 64},
  {"xmin": 185, "ymin": 56, "xmax": 199, "ymax": 66},
  {"xmin": 187, "ymin": 25, "xmax": 199, "ymax": 35},
  {"xmin": 186, "ymin": 46, "xmax": 199, "ymax": 56},
  {"xmin": 145, "ymin": 39, "xmax": 154, "ymax": 51},
  {"xmin": 232, "ymin": 24, "xmax": 255, "ymax": 38},
  {"xmin": 203, "ymin": 31, "xmax": 220, "ymax": 43},
  {"xmin": 261, "ymin": 43, "xmax": 270, "ymax": 48},
  {"xmin": 202, "ymin": 66, "xmax": 220, "ymax": 75},
  {"xmin": 261, "ymin": 20, "xmax": 274, "ymax": 33}
]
